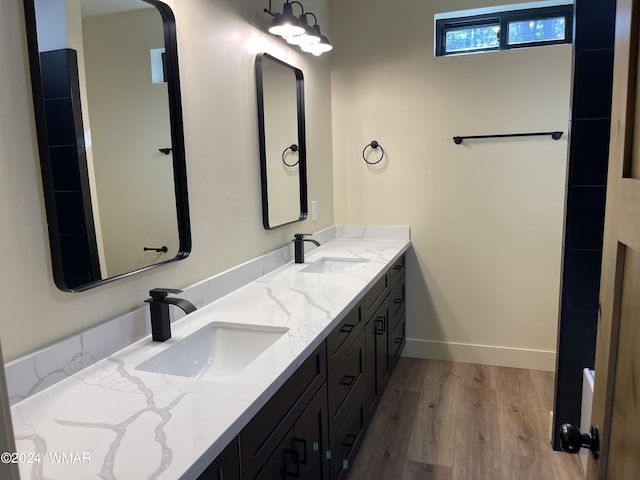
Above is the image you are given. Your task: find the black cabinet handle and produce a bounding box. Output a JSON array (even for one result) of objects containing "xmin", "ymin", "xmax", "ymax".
[
  {"xmin": 284, "ymin": 449, "xmax": 300, "ymax": 478},
  {"xmin": 393, "ymin": 265, "xmax": 403, "ymax": 270},
  {"xmin": 340, "ymin": 374, "xmax": 357, "ymax": 386},
  {"xmin": 342, "ymin": 434, "xmax": 357, "ymax": 448},
  {"xmin": 375, "ymin": 318, "xmax": 385, "ymax": 335},
  {"xmin": 394, "ymin": 337, "xmax": 403, "ymax": 344},
  {"xmin": 340, "ymin": 324, "xmax": 354, "ymax": 334},
  {"xmin": 293, "ymin": 437, "xmax": 308, "ymax": 465},
  {"xmin": 393, "ymin": 298, "xmax": 403, "ymax": 304}
]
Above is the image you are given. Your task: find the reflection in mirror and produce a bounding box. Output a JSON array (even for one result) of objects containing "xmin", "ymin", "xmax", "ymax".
[
  {"xmin": 256, "ymin": 53, "xmax": 307, "ymax": 229},
  {"xmin": 23, "ymin": 0, "xmax": 191, "ymax": 291}
]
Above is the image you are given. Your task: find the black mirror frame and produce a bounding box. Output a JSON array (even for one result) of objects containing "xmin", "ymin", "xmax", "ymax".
[
  {"xmin": 23, "ymin": 0, "xmax": 191, "ymax": 292},
  {"xmin": 255, "ymin": 53, "xmax": 308, "ymax": 230}
]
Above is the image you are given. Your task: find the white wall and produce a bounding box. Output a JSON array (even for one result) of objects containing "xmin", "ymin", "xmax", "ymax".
[
  {"xmin": 330, "ymin": 0, "xmax": 572, "ymax": 370},
  {"xmin": 0, "ymin": 0, "xmax": 333, "ymax": 361}
]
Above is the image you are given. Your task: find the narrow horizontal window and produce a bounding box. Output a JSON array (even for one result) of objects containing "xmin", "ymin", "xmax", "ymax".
[
  {"xmin": 436, "ymin": 3, "xmax": 572, "ymax": 57},
  {"xmin": 508, "ymin": 16, "xmax": 566, "ymax": 45},
  {"xmin": 445, "ymin": 24, "xmax": 500, "ymax": 53}
]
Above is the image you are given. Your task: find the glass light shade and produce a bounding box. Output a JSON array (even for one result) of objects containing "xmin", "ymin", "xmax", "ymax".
[
  {"xmin": 286, "ymin": 16, "xmax": 321, "ymax": 45},
  {"xmin": 268, "ymin": 3, "xmax": 304, "ymax": 37},
  {"xmin": 300, "ymin": 24, "xmax": 332, "ymax": 55},
  {"xmin": 300, "ymin": 35, "xmax": 333, "ymax": 55},
  {"xmin": 286, "ymin": 31, "xmax": 321, "ymax": 46}
]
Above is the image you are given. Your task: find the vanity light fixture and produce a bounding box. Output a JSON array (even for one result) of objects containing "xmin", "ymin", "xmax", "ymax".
[
  {"xmin": 264, "ymin": 1, "xmax": 333, "ymax": 55},
  {"xmin": 266, "ymin": 1, "xmax": 304, "ymax": 37}
]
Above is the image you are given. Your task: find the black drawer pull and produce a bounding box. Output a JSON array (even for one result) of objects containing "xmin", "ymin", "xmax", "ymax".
[
  {"xmin": 284, "ymin": 449, "xmax": 300, "ymax": 478},
  {"xmin": 393, "ymin": 264, "xmax": 403, "ymax": 270},
  {"xmin": 393, "ymin": 298, "xmax": 403, "ymax": 304},
  {"xmin": 375, "ymin": 318, "xmax": 385, "ymax": 335},
  {"xmin": 394, "ymin": 337, "xmax": 403, "ymax": 344},
  {"xmin": 343, "ymin": 434, "xmax": 358, "ymax": 448},
  {"xmin": 340, "ymin": 324, "xmax": 355, "ymax": 334},
  {"xmin": 340, "ymin": 374, "xmax": 357, "ymax": 386},
  {"xmin": 293, "ymin": 437, "xmax": 308, "ymax": 465}
]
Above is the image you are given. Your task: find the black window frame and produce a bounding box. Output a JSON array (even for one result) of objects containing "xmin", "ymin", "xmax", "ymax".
[{"xmin": 436, "ymin": 5, "xmax": 573, "ymax": 57}]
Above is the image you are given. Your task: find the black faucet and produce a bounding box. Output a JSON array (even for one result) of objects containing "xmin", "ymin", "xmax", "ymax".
[
  {"xmin": 293, "ymin": 233, "xmax": 321, "ymax": 264},
  {"xmin": 145, "ymin": 288, "xmax": 197, "ymax": 342}
]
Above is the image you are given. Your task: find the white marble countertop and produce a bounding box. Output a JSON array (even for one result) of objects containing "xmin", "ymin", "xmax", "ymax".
[{"xmin": 11, "ymin": 237, "xmax": 409, "ymax": 479}]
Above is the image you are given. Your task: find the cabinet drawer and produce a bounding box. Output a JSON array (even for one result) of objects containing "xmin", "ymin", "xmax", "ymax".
[
  {"xmin": 390, "ymin": 311, "xmax": 406, "ymax": 371},
  {"xmin": 389, "ymin": 254, "xmax": 405, "ymax": 285},
  {"xmin": 329, "ymin": 390, "xmax": 366, "ymax": 480},
  {"xmin": 363, "ymin": 273, "xmax": 389, "ymax": 320},
  {"xmin": 327, "ymin": 305, "xmax": 363, "ymax": 373},
  {"xmin": 239, "ymin": 342, "xmax": 327, "ymax": 480},
  {"xmin": 328, "ymin": 330, "xmax": 365, "ymax": 442},
  {"xmin": 388, "ymin": 276, "xmax": 405, "ymax": 323}
]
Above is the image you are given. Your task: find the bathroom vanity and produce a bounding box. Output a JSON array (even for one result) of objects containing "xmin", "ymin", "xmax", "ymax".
[
  {"xmin": 9, "ymin": 229, "xmax": 409, "ymax": 479},
  {"xmin": 203, "ymin": 254, "xmax": 406, "ymax": 480}
]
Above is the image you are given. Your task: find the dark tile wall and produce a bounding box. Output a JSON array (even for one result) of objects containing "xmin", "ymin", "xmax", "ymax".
[
  {"xmin": 551, "ymin": 0, "xmax": 616, "ymax": 451},
  {"xmin": 40, "ymin": 49, "xmax": 101, "ymax": 289}
]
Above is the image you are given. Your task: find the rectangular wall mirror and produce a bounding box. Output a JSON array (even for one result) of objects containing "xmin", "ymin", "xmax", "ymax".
[
  {"xmin": 23, "ymin": 0, "xmax": 191, "ymax": 292},
  {"xmin": 255, "ymin": 53, "xmax": 308, "ymax": 230}
]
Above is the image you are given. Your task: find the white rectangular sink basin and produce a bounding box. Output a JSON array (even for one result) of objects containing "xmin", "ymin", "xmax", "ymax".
[
  {"xmin": 135, "ymin": 322, "xmax": 288, "ymax": 381},
  {"xmin": 300, "ymin": 257, "xmax": 370, "ymax": 274}
]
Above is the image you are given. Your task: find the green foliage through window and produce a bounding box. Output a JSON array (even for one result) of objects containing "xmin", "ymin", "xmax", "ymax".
[
  {"xmin": 508, "ymin": 17, "xmax": 566, "ymax": 45},
  {"xmin": 445, "ymin": 25, "xmax": 500, "ymax": 53},
  {"xmin": 436, "ymin": 5, "xmax": 572, "ymax": 57}
]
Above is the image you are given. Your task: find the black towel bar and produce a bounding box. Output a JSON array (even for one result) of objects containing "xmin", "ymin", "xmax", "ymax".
[{"xmin": 453, "ymin": 131, "xmax": 563, "ymax": 145}]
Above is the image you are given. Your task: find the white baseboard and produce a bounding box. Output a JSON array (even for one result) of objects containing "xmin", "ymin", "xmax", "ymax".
[{"xmin": 403, "ymin": 338, "xmax": 556, "ymax": 371}]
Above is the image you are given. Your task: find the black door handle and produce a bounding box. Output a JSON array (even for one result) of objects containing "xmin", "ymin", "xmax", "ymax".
[
  {"xmin": 375, "ymin": 318, "xmax": 385, "ymax": 335},
  {"xmin": 340, "ymin": 374, "xmax": 357, "ymax": 386},
  {"xmin": 284, "ymin": 449, "xmax": 300, "ymax": 478},
  {"xmin": 293, "ymin": 437, "xmax": 308, "ymax": 465},
  {"xmin": 342, "ymin": 433, "xmax": 357, "ymax": 448},
  {"xmin": 560, "ymin": 424, "xmax": 599, "ymax": 459}
]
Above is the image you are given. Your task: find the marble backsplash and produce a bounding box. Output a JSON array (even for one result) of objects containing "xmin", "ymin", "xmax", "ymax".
[{"xmin": 4, "ymin": 226, "xmax": 409, "ymax": 405}]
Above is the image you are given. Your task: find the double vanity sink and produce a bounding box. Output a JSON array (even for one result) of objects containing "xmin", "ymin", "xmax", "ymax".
[{"xmin": 10, "ymin": 235, "xmax": 409, "ymax": 479}]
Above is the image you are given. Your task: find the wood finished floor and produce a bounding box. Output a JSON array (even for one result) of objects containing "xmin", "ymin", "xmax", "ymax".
[{"xmin": 349, "ymin": 358, "xmax": 584, "ymax": 480}]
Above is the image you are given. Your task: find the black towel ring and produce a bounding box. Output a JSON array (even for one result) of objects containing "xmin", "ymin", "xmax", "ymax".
[
  {"xmin": 362, "ymin": 140, "xmax": 385, "ymax": 165},
  {"xmin": 282, "ymin": 144, "xmax": 299, "ymax": 167}
]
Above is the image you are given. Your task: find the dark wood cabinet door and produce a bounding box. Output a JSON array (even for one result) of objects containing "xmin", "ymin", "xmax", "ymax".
[
  {"xmin": 364, "ymin": 301, "xmax": 390, "ymax": 423},
  {"xmin": 374, "ymin": 306, "xmax": 390, "ymax": 397},
  {"xmin": 293, "ymin": 383, "xmax": 330, "ymax": 480},
  {"xmin": 255, "ymin": 384, "xmax": 329, "ymax": 480},
  {"xmin": 240, "ymin": 343, "xmax": 326, "ymax": 479},
  {"xmin": 364, "ymin": 316, "xmax": 378, "ymax": 423},
  {"xmin": 197, "ymin": 437, "xmax": 240, "ymax": 480}
]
